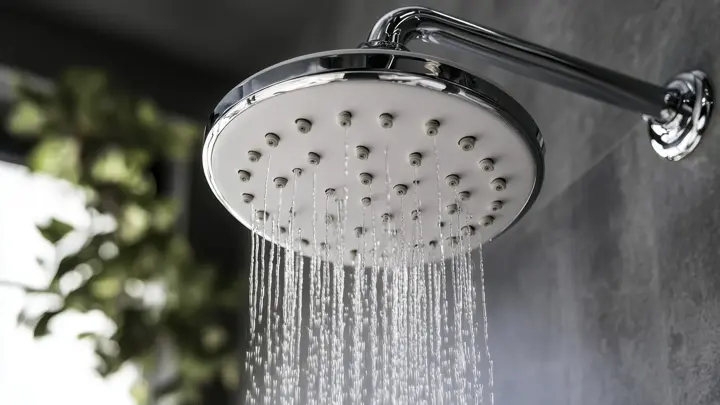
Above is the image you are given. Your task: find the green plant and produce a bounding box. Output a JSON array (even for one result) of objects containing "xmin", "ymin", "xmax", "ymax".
[{"xmin": 6, "ymin": 69, "xmax": 242, "ymax": 404}]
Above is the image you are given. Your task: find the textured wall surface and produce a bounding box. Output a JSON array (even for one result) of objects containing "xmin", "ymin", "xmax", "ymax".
[
  {"xmin": 480, "ymin": 21, "xmax": 720, "ymax": 405},
  {"xmin": 484, "ymin": 119, "xmax": 720, "ymax": 404},
  {"xmin": 471, "ymin": 1, "xmax": 720, "ymax": 404}
]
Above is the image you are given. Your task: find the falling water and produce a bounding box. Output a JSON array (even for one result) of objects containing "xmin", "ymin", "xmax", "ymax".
[
  {"xmin": 349, "ymin": 204, "xmax": 367, "ymax": 404},
  {"xmin": 478, "ymin": 241, "xmax": 495, "ymax": 405},
  {"xmin": 247, "ymin": 204, "xmax": 259, "ymax": 405},
  {"xmin": 450, "ymin": 208, "xmax": 467, "ymax": 404},
  {"xmin": 244, "ymin": 143, "xmax": 495, "ymax": 404},
  {"xmin": 308, "ymin": 170, "xmax": 319, "ymax": 404},
  {"xmin": 319, "ymin": 194, "xmax": 331, "ymax": 404},
  {"xmin": 332, "ymin": 126, "xmax": 350, "ymax": 405},
  {"xmin": 368, "ymin": 184, "xmax": 379, "ymax": 399},
  {"xmin": 411, "ymin": 166, "xmax": 428, "ymax": 403},
  {"xmin": 382, "ymin": 148, "xmax": 392, "ymax": 404},
  {"xmin": 268, "ymin": 186, "xmax": 282, "ymax": 402},
  {"xmin": 398, "ymin": 195, "xmax": 409, "ymax": 403},
  {"xmin": 432, "ymin": 137, "xmax": 453, "ymax": 403},
  {"xmin": 258, "ymin": 154, "xmax": 271, "ymax": 404}
]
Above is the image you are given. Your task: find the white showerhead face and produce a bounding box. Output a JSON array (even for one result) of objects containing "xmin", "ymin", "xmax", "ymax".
[{"xmin": 203, "ymin": 49, "xmax": 544, "ymax": 264}]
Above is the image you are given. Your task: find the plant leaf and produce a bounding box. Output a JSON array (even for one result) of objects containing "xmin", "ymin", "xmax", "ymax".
[
  {"xmin": 118, "ymin": 203, "xmax": 150, "ymax": 243},
  {"xmin": 0, "ymin": 279, "xmax": 54, "ymax": 294},
  {"xmin": 220, "ymin": 357, "xmax": 239, "ymax": 389},
  {"xmin": 54, "ymin": 255, "xmax": 84, "ymax": 284},
  {"xmin": 150, "ymin": 199, "xmax": 178, "ymax": 232},
  {"xmin": 90, "ymin": 276, "xmax": 122, "ymax": 300},
  {"xmin": 33, "ymin": 310, "xmax": 62, "ymax": 337},
  {"xmin": 136, "ymin": 99, "xmax": 159, "ymax": 128},
  {"xmin": 38, "ymin": 218, "xmax": 74, "ymax": 244},
  {"xmin": 77, "ymin": 331, "xmax": 99, "ymax": 340},
  {"xmin": 165, "ymin": 120, "xmax": 199, "ymax": 159},
  {"xmin": 28, "ymin": 137, "xmax": 80, "ymax": 182},
  {"xmin": 16, "ymin": 310, "xmax": 28, "ymax": 325},
  {"xmin": 7, "ymin": 100, "xmax": 46, "ymax": 136},
  {"xmin": 130, "ymin": 378, "xmax": 150, "ymax": 405},
  {"xmin": 151, "ymin": 376, "xmax": 182, "ymax": 398}
]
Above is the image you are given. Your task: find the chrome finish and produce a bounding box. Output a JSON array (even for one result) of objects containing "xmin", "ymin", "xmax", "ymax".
[
  {"xmin": 424, "ymin": 119, "xmax": 440, "ymax": 136},
  {"xmin": 462, "ymin": 225, "xmax": 476, "ymax": 236},
  {"xmin": 393, "ymin": 184, "xmax": 409, "ymax": 197},
  {"xmin": 378, "ymin": 113, "xmax": 394, "ymax": 129},
  {"xmin": 307, "ymin": 152, "xmax": 321, "ymax": 166},
  {"xmin": 408, "ymin": 152, "xmax": 422, "ymax": 167},
  {"xmin": 458, "ymin": 136, "xmax": 476, "ymax": 151},
  {"xmin": 445, "ymin": 174, "xmax": 460, "ymax": 188},
  {"xmin": 337, "ymin": 111, "xmax": 352, "ymax": 127},
  {"xmin": 264, "ymin": 132, "xmax": 280, "ymax": 147},
  {"xmin": 358, "ymin": 172, "xmax": 373, "ymax": 186},
  {"xmin": 295, "ymin": 118, "xmax": 312, "ymax": 134},
  {"xmin": 411, "ymin": 209, "xmax": 421, "ymax": 221},
  {"xmin": 367, "ymin": 6, "xmax": 671, "ymax": 118},
  {"xmin": 491, "ymin": 178, "xmax": 507, "ymax": 191},
  {"xmin": 247, "ymin": 150, "xmax": 261, "ymax": 163},
  {"xmin": 203, "ymin": 48, "xmax": 545, "ymax": 243},
  {"xmin": 273, "ymin": 177, "xmax": 288, "ymax": 189},
  {"xmin": 237, "ymin": 170, "xmax": 251, "ymax": 182},
  {"xmin": 479, "ymin": 158, "xmax": 495, "ymax": 172},
  {"xmin": 489, "ymin": 200, "xmax": 503, "ymax": 212},
  {"xmin": 647, "ymin": 70, "xmax": 714, "ymax": 161},
  {"xmin": 355, "ymin": 146, "xmax": 370, "ymax": 160}
]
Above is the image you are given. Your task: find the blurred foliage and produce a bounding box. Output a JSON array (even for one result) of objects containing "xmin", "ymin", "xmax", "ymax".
[{"xmin": 6, "ymin": 69, "xmax": 242, "ymax": 404}]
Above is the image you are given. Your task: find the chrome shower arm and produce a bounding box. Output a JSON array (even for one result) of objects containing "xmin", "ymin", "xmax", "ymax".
[
  {"xmin": 366, "ymin": 6, "xmax": 713, "ymax": 161},
  {"xmin": 367, "ymin": 7, "xmax": 669, "ymax": 118}
]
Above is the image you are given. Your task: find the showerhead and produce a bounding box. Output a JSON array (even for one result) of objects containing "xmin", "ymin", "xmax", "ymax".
[
  {"xmin": 203, "ymin": 48, "xmax": 544, "ymax": 263},
  {"xmin": 203, "ymin": 7, "xmax": 713, "ymax": 264},
  {"xmin": 206, "ymin": 7, "xmax": 713, "ymax": 404}
]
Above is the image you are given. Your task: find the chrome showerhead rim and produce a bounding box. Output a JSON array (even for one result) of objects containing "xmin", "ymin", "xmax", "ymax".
[{"xmin": 203, "ymin": 48, "xmax": 545, "ymax": 250}]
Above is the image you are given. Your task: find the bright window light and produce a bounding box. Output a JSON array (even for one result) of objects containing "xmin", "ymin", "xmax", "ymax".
[{"xmin": 0, "ymin": 161, "xmax": 138, "ymax": 405}]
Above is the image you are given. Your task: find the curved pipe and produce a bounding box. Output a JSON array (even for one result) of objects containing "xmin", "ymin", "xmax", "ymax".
[{"xmin": 367, "ymin": 6, "xmax": 673, "ymax": 119}]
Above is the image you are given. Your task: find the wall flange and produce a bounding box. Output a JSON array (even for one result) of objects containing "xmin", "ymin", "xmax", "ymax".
[{"xmin": 647, "ymin": 70, "xmax": 713, "ymax": 161}]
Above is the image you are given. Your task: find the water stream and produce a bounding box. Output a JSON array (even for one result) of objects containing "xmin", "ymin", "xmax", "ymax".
[{"xmin": 245, "ymin": 146, "xmax": 494, "ymax": 405}]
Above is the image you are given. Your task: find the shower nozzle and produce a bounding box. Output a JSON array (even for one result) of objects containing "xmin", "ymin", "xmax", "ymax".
[{"xmin": 295, "ymin": 118, "xmax": 312, "ymax": 134}]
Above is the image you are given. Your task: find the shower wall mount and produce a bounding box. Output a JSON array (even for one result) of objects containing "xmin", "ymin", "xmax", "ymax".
[{"xmin": 202, "ymin": 7, "xmax": 714, "ymax": 260}]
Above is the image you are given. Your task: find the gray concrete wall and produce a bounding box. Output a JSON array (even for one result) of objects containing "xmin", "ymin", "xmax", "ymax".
[{"xmin": 484, "ymin": 119, "xmax": 720, "ymax": 404}]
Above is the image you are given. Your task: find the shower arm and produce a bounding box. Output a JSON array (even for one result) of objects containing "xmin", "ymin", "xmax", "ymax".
[{"xmin": 364, "ymin": 7, "xmax": 714, "ymax": 161}]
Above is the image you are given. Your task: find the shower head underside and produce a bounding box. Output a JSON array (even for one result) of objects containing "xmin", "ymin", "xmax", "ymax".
[{"xmin": 203, "ymin": 49, "xmax": 545, "ymax": 264}]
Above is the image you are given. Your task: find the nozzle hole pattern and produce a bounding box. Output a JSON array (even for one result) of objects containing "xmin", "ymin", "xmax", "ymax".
[{"xmin": 207, "ymin": 76, "xmax": 537, "ymax": 264}]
